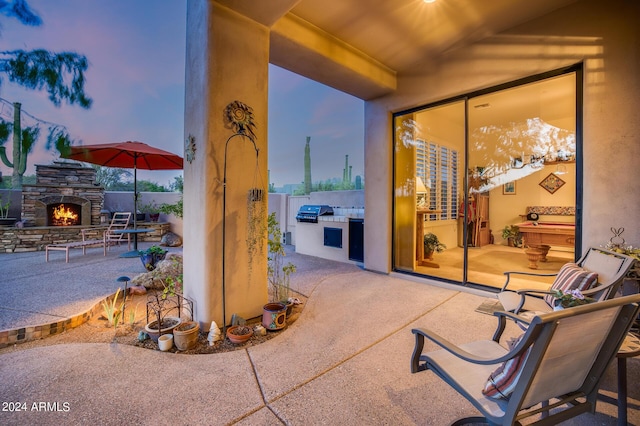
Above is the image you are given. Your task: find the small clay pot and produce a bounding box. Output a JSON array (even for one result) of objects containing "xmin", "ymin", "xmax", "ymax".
[{"xmin": 226, "ymin": 325, "xmax": 253, "ymax": 344}]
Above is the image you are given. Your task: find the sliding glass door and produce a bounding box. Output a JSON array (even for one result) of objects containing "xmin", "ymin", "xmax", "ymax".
[{"xmin": 393, "ymin": 69, "xmax": 579, "ymax": 290}]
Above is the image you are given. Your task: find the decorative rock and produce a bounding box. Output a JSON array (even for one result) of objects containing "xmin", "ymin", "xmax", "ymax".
[
  {"xmin": 253, "ymin": 325, "xmax": 266, "ymax": 336},
  {"xmin": 160, "ymin": 232, "xmax": 182, "ymax": 247},
  {"xmin": 131, "ymin": 253, "xmax": 182, "ymax": 290}
]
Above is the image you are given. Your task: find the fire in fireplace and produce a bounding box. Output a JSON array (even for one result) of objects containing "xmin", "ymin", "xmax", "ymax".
[{"xmin": 48, "ymin": 203, "xmax": 82, "ymax": 226}]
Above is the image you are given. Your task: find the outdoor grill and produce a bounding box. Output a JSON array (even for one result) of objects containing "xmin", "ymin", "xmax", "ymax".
[{"xmin": 295, "ymin": 205, "xmax": 334, "ymax": 223}]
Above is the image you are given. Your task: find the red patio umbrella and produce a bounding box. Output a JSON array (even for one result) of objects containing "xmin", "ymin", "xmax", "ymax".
[{"xmin": 62, "ymin": 141, "xmax": 183, "ymax": 230}]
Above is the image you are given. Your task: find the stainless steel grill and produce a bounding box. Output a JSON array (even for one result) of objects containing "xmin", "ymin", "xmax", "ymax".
[{"xmin": 295, "ymin": 205, "xmax": 334, "ymax": 223}]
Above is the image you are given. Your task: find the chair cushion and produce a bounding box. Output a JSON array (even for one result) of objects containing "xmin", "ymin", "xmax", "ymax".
[
  {"xmin": 543, "ymin": 263, "xmax": 598, "ymax": 306},
  {"xmin": 482, "ymin": 334, "xmax": 532, "ymax": 400}
]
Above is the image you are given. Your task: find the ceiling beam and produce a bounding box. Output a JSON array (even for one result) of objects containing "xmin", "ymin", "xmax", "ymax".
[{"xmin": 270, "ymin": 13, "xmax": 397, "ymax": 100}]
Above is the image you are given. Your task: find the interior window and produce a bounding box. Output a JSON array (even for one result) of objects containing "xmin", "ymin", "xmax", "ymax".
[{"xmin": 393, "ymin": 71, "xmax": 578, "ymax": 291}]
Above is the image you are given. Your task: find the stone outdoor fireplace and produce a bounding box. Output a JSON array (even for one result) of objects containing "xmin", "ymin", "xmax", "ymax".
[{"xmin": 21, "ymin": 161, "xmax": 104, "ymax": 227}]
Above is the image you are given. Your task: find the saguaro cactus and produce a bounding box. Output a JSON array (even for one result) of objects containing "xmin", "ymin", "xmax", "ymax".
[
  {"xmin": 0, "ymin": 101, "xmax": 72, "ymax": 188},
  {"xmin": 304, "ymin": 136, "xmax": 312, "ymax": 194}
]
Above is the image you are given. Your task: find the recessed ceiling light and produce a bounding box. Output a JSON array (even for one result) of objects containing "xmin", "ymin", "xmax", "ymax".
[{"xmin": 423, "ymin": 0, "xmax": 436, "ymax": 3}]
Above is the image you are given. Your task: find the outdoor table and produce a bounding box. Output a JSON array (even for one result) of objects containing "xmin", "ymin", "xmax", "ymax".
[{"xmin": 113, "ymin": 228, "xmax": 153, "ymax": 258}]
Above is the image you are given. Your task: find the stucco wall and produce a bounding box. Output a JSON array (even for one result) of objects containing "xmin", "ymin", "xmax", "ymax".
[{"xmin": 364, "ymin": 0, "xmax": 640, "ymax": 273}]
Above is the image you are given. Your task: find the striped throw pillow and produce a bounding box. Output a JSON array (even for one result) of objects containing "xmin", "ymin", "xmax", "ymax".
[
  {"xmin": 482, "ymin": 334, "xmax": 532, "ymax": 400},
  {"xmin": 543, "ymin": 263, "xmax": 598, "ymax": 306}
]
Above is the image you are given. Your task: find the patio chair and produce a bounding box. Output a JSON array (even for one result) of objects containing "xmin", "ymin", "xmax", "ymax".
[
  {"xmin": 102, "ymin": 211, "xmax": 132, "ymax": 251},
  {"xmin": 497, "ymin": 247, "xmax": 636, "ymax": 315},
  {"xmin": 82, "ymin": 211, "xmax": 132, "ymax": 251},
  {"xmin": 410, "ymin": 293, "xmax": 640, "ymax": 425}
]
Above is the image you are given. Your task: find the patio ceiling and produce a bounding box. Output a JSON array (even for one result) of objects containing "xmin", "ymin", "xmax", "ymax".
[{"xmin": 217, "ymin": 0, "xmax": 578, "ymax": 99}]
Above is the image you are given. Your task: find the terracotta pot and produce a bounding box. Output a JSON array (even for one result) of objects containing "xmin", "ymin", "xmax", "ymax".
[
  {"xmin": 226, "ymin": 325, "xmax": 253, "ymax": 344},
  {"xmin": 173, "ymin": 321, "xmax": 200, "ymax": 350},
  {"xmin": 145, "ymin": 316, "xmax": 182, "ymax": 342},
  {"xmin": 262, "ymin": 302, "xmax": 287, "ymax": 331}
]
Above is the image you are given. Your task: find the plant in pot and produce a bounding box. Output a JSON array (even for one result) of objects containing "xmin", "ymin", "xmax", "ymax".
[
  {"xmin": 423, "ymin": 232, "xmax": 446, "ymax": 260},
  {"xmin": 226, "ymin": 324, "xmax": 253, "ymax": 344},
  {"xmin": 139, "ymin": 245, "xmax": 168, "ymax": 271},
  {"xmin": 0, "ymin": 195, "xmax": 16, "ymax": 227},
  {"xmin": 144, "ymin": 277, "xmax": 183, "ymax": 344},
  {"xmin": 144, "ymin": 292, "xmax": 182, "ymax": 343},
  {"xmin": 501, "ymin": 225, "xmax": 522, "ymax": 247},
  {"xmin": 162, "ymin": 271, "xmax": 200, "ymax": 350},
  {"xmin": 263, "ymin": 212, "xmax": 296, "ymax": 328},
  {"xmin": 140, "ymin": 201, "xmax": 161, "ymax": 222},
  {"xmin": 246, "ymin": 187, "xmax": 266, "ymax": 276}
]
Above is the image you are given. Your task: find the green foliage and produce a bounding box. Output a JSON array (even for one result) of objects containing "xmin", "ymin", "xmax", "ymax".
[
  {"xmin": 92, "ymin": 165, "xmax": 132, "ymax": 190},
  {"xmin": 0, "ymin": 3, "xmax": 91, "ymax": 187},
  {"xmin": 268, "ymin": 212, "xmax": 296, "ymax": 302},
  {"xmin": 102, "ymin": 288, "xmax": 123, "ymax": 328},
  {"xmin": 0, "ymin": 195, "xmax": 9, "ymax": 218},
  {"xmin": 502, "ymin": 225, "xmax": 522, "ymax": 247},
  {"xmin": 136, "ymin": 180, "xmax": 168, "ymax": 192},
  {"xmin": 168, "ymin": 175, "xmax": 183, "ymax": 192},
  {"xmin": 139, "ymin": 200, "xmax": 160, "ymax": 213},
  {"xmin": 159, "ymin": 198, "xmax": 183, "ymax": 218},
  {"xmin": 1, "ymin": 49, "xmax": 92, "ymax": 108},
  {"xmin": 551, "ymin": 289, "xmax": 595, "ymax": 308},
  {"xmin": 159, "ymin": 175, "xmax": 183, "ymax": 218},
  {"xmin": 0, "ymin": 1, "xmax": 42, "ymax": 26},
  {"xmin": 423, "ymin": 233, "xmax": 446, "ymax": 253}
]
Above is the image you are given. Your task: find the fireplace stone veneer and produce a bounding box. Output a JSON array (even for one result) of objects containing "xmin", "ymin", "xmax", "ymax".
[{"xmin": 21, "ymin": 162, "xmax": 104, "ymax": 227}]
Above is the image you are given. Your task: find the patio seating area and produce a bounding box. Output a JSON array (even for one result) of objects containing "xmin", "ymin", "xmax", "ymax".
[{"xmin": 0, "ymin": 246, "xmax": 638, "ymax": 425}]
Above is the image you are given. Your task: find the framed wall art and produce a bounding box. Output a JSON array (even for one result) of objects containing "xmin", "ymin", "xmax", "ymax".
[
  {"xmin": 539, "ymin": 173, "xmax": 565, "ymax": 194},
  {"xmin": 503, "ymin": 181, "xmax": 516, "ymax": 195}
]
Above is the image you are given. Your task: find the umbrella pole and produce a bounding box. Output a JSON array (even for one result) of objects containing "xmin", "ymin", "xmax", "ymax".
[{"xmin": 133, "ymin": 165, "xmax": 138, "ymax": 230}]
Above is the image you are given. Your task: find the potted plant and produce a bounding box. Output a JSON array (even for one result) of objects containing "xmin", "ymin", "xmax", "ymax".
[
  {"xmin": 263, "ymin": 213, "xmax": 296, "ymax": 325},
  {"xmin": 139, "ymin": 201, "xmax": 161, "ymax": 222},
  {"xmin": 246, "ymin": 188, "xmax": 266, "ymax": 275},
  {"xmin": 139, "ymin": 245, "xmax": 168, "ymax": 271},
  {"xmin": 551, "ymin": 289, "xmax": 595, "ymax": 310},
  {"xmin": 423, "ymin": 232, "xmax": 446, "ymax": 260},
  {"xmin": 267, "ymin": 213, "xmax": 297, "ymax": 304},
  {"xmin": 226, "ymin": 324, "xmax": 253, "ymax": 344},
  {"xmin": 144, "ymin": 280, "xmax": 182, "ymax": 343},
  {"xmin": 502, "ymin": 225, "xmax": 522, "ymax": 247},
  {"xmin": 0, "ymin": 195, "xmax": 17, "ymax": 227}
]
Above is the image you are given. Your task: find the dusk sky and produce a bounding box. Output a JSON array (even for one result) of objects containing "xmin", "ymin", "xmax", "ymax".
[{"xmin": 0, "ymin": 0, "xmax": 364, "ymax": 188}]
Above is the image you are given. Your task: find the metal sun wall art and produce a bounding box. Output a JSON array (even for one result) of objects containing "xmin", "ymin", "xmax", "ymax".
[
  {"xmin": 223, "ymin": 100, "xmax": 256, "ymax": 141},
  {"xmin": 539, "ymin": 172, "xmax": 565, "ymax": 194}
]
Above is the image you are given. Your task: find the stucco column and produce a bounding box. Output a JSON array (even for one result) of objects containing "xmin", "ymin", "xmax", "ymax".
[{"xmin": 184, "ymin": 1, "xmax": 269, "ymax": 329}]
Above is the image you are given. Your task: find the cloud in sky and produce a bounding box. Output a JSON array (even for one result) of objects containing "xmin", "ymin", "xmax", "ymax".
[{"xmin": 0, "ymin": 1, "xmax": 364, "ymax": 189}]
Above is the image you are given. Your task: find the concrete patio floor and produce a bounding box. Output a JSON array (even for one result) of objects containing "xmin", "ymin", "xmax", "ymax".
[{"xmin": 0, "ymin": 245, "xmax": 638, "ymax": 425}]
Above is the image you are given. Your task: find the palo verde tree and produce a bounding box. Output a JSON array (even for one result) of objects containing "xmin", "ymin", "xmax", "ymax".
[{"xmin": 0, "ymin": 0, "xmax": 92, "ymax": 188}]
